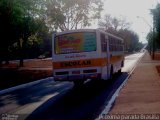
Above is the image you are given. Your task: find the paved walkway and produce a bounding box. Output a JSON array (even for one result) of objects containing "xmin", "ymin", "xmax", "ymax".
[{"xmin": 109, "ymin": 52, "xmax": 160, "ymax": 114}]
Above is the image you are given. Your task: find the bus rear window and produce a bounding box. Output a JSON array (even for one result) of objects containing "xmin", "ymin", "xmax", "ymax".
[{"xmin": 55, "ymin": 32, "xmax": 96, "ymax": 54}]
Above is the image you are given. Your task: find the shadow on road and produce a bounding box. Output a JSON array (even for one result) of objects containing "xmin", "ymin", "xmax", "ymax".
[
  {"xmin": 0, "ymin": 79, "xmax": 72, "ymax": 114},
  {"xmin": 26, "ymin": 72, "xmax": 128, "ymax": 120}
]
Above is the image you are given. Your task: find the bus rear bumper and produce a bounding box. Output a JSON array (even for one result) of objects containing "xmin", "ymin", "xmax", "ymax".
[{"xmin": 54, "ymin": 73, "xmax": 101, "ymax": 81}]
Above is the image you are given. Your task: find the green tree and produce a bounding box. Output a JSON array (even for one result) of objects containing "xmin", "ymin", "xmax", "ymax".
[
  {"xmin": 46, "ymin": 0, "xmax": 103, "ymax": 31},
  {"xmin": 18, "ymin": 17, "xmax": 48, "ymax": 66},
  {"xmin": 0, "ymin": 0, "xmax": 48, "ymax": 66},
  {"xmin": 98, "ymin": 14, "xmax": 142, "ymax": 52},
  {"xmin": 151, "ymin": 3, "xmax": 160, "ymax": 48},
  {"xmin": 146, "ymin": 31, "xmax": 153, "ymax": 53},
  {"xmin": 0, "ymin": 0, "xmax": 21, "ymax": 65}
]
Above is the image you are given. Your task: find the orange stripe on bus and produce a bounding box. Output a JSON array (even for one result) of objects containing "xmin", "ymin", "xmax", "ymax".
[
  {"xmin": 110, "ymin": 55, "xmax": 124, "ymax": 64},
  {"xmin": 53, "ymin": 55, "xmax": 124, "ymax": 69}
]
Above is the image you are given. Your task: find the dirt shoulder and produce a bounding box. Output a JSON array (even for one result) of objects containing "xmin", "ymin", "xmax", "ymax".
[{"xmin": 0, "ymin": 58, "xmax": 52, "ymax": 90}]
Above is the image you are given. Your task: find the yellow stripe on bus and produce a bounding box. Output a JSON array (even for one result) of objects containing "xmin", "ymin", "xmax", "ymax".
[{"xmin": 53, "ymin": 55, "xmax": 124, "ymax": 69}]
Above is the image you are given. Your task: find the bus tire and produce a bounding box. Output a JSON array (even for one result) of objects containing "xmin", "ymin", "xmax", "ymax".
[
  {"xmin": 110, "ymin": 66, "xmax": 113, "ymax": 80},
  {"xmin": 121, "ymin": 60, "xmax": 124, "ymax": 67},
  {"xmin": 118, "ymin": 69, "xmax": 122, "ymax": 74}
]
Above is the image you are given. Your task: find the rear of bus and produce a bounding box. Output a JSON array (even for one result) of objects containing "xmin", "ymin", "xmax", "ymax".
[{"xmin": 52, "ymin": 29, "xmax": 102, "ymax": 84}]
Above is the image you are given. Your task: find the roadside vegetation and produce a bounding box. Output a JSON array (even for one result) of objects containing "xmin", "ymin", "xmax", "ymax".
[
  {"xmin": 98, "ymin": 14, "xmax": 144, "ymax": 52},
  {"xmin": 0, "ymin": 0, "xmax": 145, "ymax": 67},
  {"xmin": 146, "ymin": 3, "xmax": 160, "ymax": 75},
  {"xmin": 0, "ymin": 0, "xmax": 103, "ymax": 66},
  {"xmin": 146, "ymin": 3, "xmax": 160, "ymax": 57}
]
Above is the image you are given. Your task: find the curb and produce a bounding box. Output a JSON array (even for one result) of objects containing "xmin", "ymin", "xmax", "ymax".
[
  {"xmin": 96, "ymin": 52, "xmax": 145, "ymax": 120},
  {"xmin": 0, "ymin": 77, "xmax": 53, "ymax": 95}
]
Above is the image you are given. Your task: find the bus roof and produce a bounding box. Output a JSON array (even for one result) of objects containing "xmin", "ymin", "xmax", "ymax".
[
  {"xmin": 55, "ymin": 29, "xmax": 96, "ymax": 36},
  {"xmin": 97, "ymin": 29, "xmax": 124, "ymax": 41},
  {"xmin": 54, "ymin": 29, "xmax": 124, "ymax": 41}
]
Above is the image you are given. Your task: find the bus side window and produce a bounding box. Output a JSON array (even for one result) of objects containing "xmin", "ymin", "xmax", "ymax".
[{"xmin": 101, "ymin": 33, "xmax": 107, "ymax": 52}]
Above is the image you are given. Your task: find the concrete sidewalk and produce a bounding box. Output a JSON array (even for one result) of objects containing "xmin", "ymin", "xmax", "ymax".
[{"xmin": 109, "ymin": 52, "xmax": 160, "ymax": 114}]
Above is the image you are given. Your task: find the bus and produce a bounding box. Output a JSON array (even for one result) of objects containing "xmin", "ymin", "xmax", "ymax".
[{"xmin": 52, "ymin": 29, "xmax": 124, "ymax": 85}]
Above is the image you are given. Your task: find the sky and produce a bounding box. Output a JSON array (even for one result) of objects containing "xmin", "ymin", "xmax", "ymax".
[{"xmin": 95, "ymin": 0, "xmax": 160, "ymax": 43}]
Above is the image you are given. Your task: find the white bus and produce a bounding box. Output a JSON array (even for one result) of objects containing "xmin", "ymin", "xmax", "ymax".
[{"xmin": 52, "ymin": 29, "xmax": 124, "ymax": 85}]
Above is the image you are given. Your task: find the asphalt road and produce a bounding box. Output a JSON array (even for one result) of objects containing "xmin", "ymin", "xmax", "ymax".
[{"xmin": 0, "ymin": 52, "xmax": 144, "ymax": 120}]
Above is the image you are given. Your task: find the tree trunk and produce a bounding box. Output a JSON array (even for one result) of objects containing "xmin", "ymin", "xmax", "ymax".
[
  {"xmin": 0, "ymin": 60, "xmax": 2, "ymax": 67},
  {"xmin": 18, "ymin": 39, "xmax": 24, "ymax": 67},
  {"xmin": 19, "ymin": 58, "xmax": 23, "ymax": 67},
  {"xmin": 19, "ymin": 46, "xmax": 24, "ymax": 67}
]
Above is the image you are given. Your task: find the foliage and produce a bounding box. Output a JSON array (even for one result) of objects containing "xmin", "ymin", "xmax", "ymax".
[
  {"xmin": 146, "ymin": 3, "xmax": 160, "ymax": 52},
  {"xmin": 146, "ymin": 31, "xmax": 153, "ymax": 51},
  {"xmin": 98, "ymin": 14, "xmax": 130, "ymax": 31},
  {"xmin": 98, "ymin": 14, "xmax": 142, "ymax": 52},
  {"xmin": 151, "ymin": 3, "xmax": 160, "ymax": 47},
  {"xmin": 0, "ymin": 0, "xmax": 29, "ymax": 64},
  {"xmin": 0, "ymin": 0, "xmax": 49, "ymax": 66},
  {"xmin": 147, "ymin": 30, "xmax": 160, "ymax": 51},
  {"xmin": 46, "ymin": 0, "xmax": 103, "ymax": 31},
  {"xmin": 118, "ymin": 29, "xmax": 141, "ymax": 52},
  {"xmin": 0, "ymin": 0, "xmax": 105, "ymax": 66}
]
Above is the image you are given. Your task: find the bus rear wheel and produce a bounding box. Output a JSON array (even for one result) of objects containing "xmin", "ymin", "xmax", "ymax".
[
  {"xmin": 118, "ymin": 69, "xmax": 122, "ymax": 74},
  {"xmin": 110, "ymin": 66, "xmax": 113, "ymax": 80}
]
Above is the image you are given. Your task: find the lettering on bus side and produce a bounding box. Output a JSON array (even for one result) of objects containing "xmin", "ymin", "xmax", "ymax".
[{"xmin": 60, "ymin": 60, "xmax": 91, "ymax": 68}]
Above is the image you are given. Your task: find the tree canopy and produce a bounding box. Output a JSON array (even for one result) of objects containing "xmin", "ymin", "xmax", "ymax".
[
  {"xmin": 98, "ymin": 14, "xmax": 130, "ymax": 31},
  {"xmin": 98, "ymin": 14, "xmax": 142, "ymax": 52},
  {"xmin": 0, "ymin": 0, "xmax": 104, "ymax": 66},
  {"xmin": 151, "ymin": 3, "xmax": 160, "ymax": 46},
  {"xmin": 0, "ymin": 0, "xmax": 145, "ymax": 66},
  {"xmin": 0, "ymin": 0, "xmax": 48, "ymax": 66},
  {"xmin": 46, "ymin": 0, "xmax": 103, "ymax": 31},
  {"xmin": 146, "ymin": 3, "xmax": 160, "ymax": 53}
]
